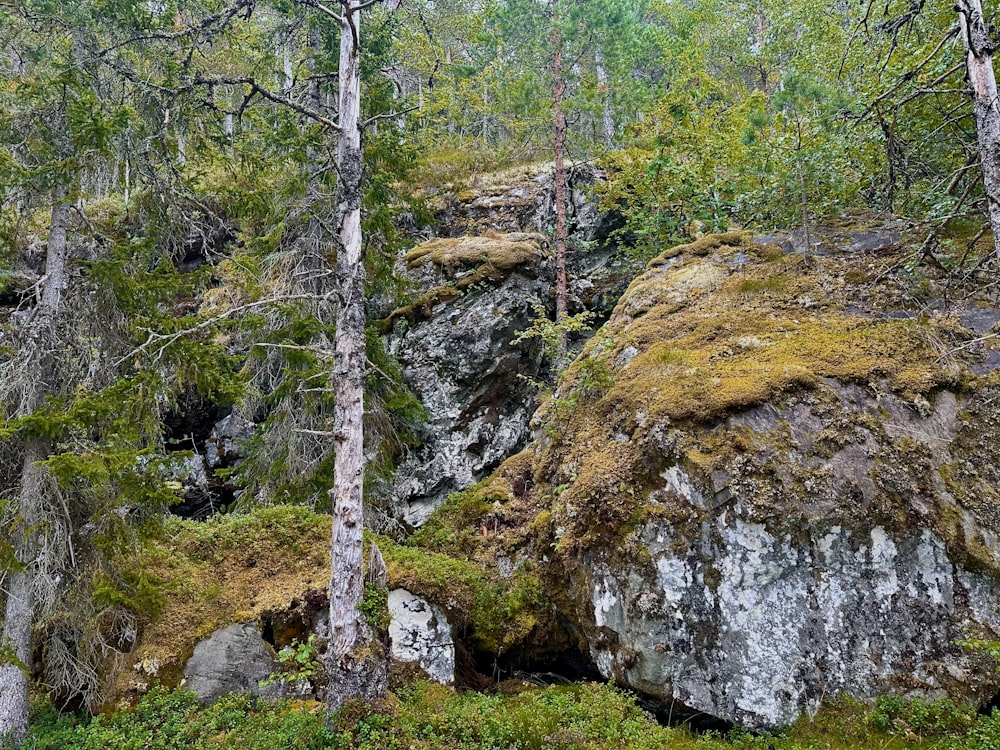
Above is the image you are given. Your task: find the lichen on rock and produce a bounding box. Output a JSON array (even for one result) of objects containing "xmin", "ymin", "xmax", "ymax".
[{"xmin": 454, "ymin": 224, "xmax": 1000, "ymax": 729}]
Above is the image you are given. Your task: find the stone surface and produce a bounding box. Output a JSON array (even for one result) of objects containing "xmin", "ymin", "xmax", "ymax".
[
  {"xmin": 205, "ymin": 414, "xmax": 254, "ymax": 469},
  {"xmin": 384, "ymin": 166, "xmax": 636, "ymax": 525},
  {"xmin": 385, "ymin": 244, "xmax": 551, "ymax": 526},
  {"xmin": 182, "ymin": 623, "xmax": 284, "ymax": 703},
  {"xmin": 388, "ymin": 589, "xmax": 455, "ymax": 685},
  {"xmin": 520, "ymin": 225, "xmax": 1000, "ymax": 728}
]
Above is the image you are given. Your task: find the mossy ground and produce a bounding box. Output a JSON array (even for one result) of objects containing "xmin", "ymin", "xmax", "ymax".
[
  {"xmin": 104, "ymin": 501, "xmax": 554, "ymax": 708},
  {"xmin": 21, "ymin": 682, "xmax": 1000, "ymax": 750},
  {"xmin": 103, "ymin": 506, "xmax": 332, "ymax": 710}
]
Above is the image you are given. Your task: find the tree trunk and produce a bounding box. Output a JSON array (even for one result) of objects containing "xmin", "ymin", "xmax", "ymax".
[
  {"xmin": 958, "ymin": 0, "xmax": 1000, "ymax": 259},
  {"xmin": 0, "ymin": 188, "xmax": 69, "ymax": 746},
  {"xmin": 595, "ymin": 48, "xmax": 615, "ymax": 149},
  {"xmin": 0, "ymin": 439, "xmax": 46, "ymax": 746},
  {"xmin": 326, "ymin": 2, "xmax": 386, "ymax": 714},
  {"xmin": 551, "ymin": 10, "xmax": 569, "ymax": 360}
]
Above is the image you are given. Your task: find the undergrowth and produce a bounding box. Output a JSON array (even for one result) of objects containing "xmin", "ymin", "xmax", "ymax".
[{"xmin": 18, "ymin": 683, "xmax": 1000, "ymax": 750}]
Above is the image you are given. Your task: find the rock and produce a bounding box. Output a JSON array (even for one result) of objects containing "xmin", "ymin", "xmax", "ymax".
[
  {"xmin": 471, "ymin": 226, "xmax": 1000, "ymax": 729},
  {"xmin": 205, "ymin": 414, "xmax": 254, "ymax": 469},
  {"xmin": 384, "ymin": 167, "xmax": 637, "ymax": 525},
  {"xmin": 388, "ymin": 589, "xmax": 455, "ymax": 685},
  {"xmin": 183, "ymin": 623, "xmax": 285, "ymax": 703},
  {"xmin": 384, "ymin": 234, "xmax": 552, "ymax": 526}
]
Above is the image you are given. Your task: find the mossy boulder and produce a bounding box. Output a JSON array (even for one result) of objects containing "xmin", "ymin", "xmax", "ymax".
[{"xmin": 463, "ymin": 223, "xmax": 1000, "ymax": 729}]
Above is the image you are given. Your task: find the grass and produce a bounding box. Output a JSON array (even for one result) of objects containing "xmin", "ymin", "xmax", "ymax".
[{"xmin": 19, "ymin": 683, "xmax": 1000, "ymax": 750}]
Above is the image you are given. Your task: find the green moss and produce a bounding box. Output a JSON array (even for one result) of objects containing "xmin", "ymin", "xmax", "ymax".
[
  {"xmin": 731, "ymin": 274, "xmax": 790, "ymax": 297},
  {"xmin": 402, "ymin": 233, "xmax": 546, "ymax": 274},
  {"xmin": 101, "ymin": 506, "xmax": 332, "ymax": 709},
  {"xmin": 378, "ymin": 234, "xmax": 548, "ymax": 331},
  {"xmin": 359, "ymin": 584, "xmax": 390, "ymax": 632},
  {"xmin": 376, "ymin": 285, "xmax": 463, "ymax": 332},
  {"xmin": 646, "ymin": 230, "xmax": 750, "ymax": 267},
  {"xmin": 378, "ymin": 536, "xmax": 547, "ymax": 655}
]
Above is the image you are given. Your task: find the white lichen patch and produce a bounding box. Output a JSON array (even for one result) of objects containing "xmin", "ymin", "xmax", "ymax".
[{"xmin": 661, "ymin": 466, "xmax": 704, "ymax": 507}]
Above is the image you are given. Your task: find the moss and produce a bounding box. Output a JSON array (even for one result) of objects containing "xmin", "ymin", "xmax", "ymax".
[
  {"xmin": 377, "ymin": 285, "xmax": 463, "ymax": 333},
  {"xmin": 646, "ymin": 230, "xmax": 750, "ymax": 267},
  {"xmin": 402, "ymin": 233, "xmax": 546, "ymax": 274},
  {"xmin": 101, "ymin": 506, "xmax": 332, "ymax": 710},
  {"xmin": 378, "ymin": 536, "xmax": 549, "ymax": 655},
  {"xmin": 378, "ymin": 234, "xmax": 548, "ymax": 331}
]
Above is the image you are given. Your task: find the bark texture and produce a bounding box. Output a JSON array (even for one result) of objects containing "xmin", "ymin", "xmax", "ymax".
[
  {"xmin": 958, "ymin": 0, "xmax": 1000, "ymax": 259},
  {"xmin": 0, "ymin": 193, "xmax": 69, "ymax": 745},
  {"xmin": 326, "ymin": 1, "xmax": 386, "ymax": 714}
]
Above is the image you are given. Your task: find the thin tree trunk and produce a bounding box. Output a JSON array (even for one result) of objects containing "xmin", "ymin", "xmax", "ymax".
[
  {"xmin": 552, "ymin": 11, "xmax": 569, "ymax": 343},
  {"xmin": 0, "ymin": 186, "xmax": 69, "ymax": 746},
  {"xmin": 595, "ymin": 48, "xmax": 615, "ymax": 149},
  {"xmin": 0, "ymin": 439, "xmax": 46, "ymax": 746},
  {"xmin": 958, "ymin": 0, "xmax": 1000, "ymax": 259},
  {"xmin": 326, "ymin": 1, "xmax": 385, "ymax": 714}
]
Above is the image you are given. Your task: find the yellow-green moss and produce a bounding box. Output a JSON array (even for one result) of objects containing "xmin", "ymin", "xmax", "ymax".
[
  {"xmin": 379, "ymin": 234, "xmax": 548, "ymax": 330},
  {"xmin": 377, "ymin": 285, "xmax": 463, "ymax": 332},
  {"xmin": 646, "ymin": 230, "xmax": 751, "ymax": 267},
  {"xmin": 403, "ymin": 233, "xmax": 546, "ymax": 274},
  {"xmin": 103, "ymin": 506, "xmax": 331, "ymax": 710},
  {"xmin": 379, "ymin": 536, "xmax": 549, "ymax": 655}
]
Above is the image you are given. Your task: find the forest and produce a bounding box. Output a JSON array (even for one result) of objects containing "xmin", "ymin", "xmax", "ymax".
[{"xmin": 5, "ymin": 0, "xmax": 1000, "ymax": 748}]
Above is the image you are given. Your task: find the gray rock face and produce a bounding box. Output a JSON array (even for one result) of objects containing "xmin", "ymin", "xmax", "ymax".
[
  {"xmin": 385, "ymin": 167, "xmax": 635, "ymax": 525},
  {"xmin": 388, "ymin": 589, "xmax": 455, "ymax": 685},
  {"xmin": 386, "ymin": 251, "xmax": 551, "ymax": 526},
  {"xmin": 581, "ymin": 518, "xmax": 1000, "ymax": 729},
  {"xmin": 183, "ymin": 623, "xmax": 284, "ymax": 703},
  {"xmin": 205, "ymin": 414, "xmax": 254, "ymax": 469}
]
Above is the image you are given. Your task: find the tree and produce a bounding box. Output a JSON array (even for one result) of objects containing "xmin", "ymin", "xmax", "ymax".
[
  {"xmin": 323, "ymin": 0, "xmax": 390, "ymax": 712},
  {"xmin": 957, "ymin": 0, "xmax": 1000, "ymax": 258}
]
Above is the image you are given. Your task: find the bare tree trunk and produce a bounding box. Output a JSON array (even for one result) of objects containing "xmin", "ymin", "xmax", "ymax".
[
  {"xmin": 552, "ymin": 12, "xmax": 569, "ymax": 350},
  {"xmin": 0, "ymin": 187, "xmax": 69, "ymax": 746},
  {"xmin": 958, "ymin": 0, "xmax": 1000, "ymax": 259},
  {"xmin": 325, "ymin": 1, "xmax": 386, "ymax": 714},
  {"xmin": 595, "ymin": 48, "xmax": 615, "ymax": 149}
]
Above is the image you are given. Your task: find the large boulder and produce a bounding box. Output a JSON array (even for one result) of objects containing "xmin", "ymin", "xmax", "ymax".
[
  {"xmin": 382, "ymin": 233, "xmax": 554, "ymax": 526},
  {"xmin": 438, "ymin": 222, "xmax": 1000, "ymax": 728},
  {"xmin": 182, "ymin": 623, "xmax": 285, "ymax": 703}
]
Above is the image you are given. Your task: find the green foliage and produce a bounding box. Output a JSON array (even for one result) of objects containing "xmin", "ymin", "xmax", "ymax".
[
  {"xmin": 512, "ymin": 305, "xmax": 597, "ymax": 374},
  {"xmin": 20, "ymin": 689, "xmax": 335, "ymax": 750},
  {"xmin": 21, "ymin": 684, "xmax": 1000, "ymax": 750},
  {"xmin": 91, "ymin": 569, "xmax": 166, "ymax": 620},
  {"xmin": 867, "ymin": 695, "xmax": 978, "ymax": 742},
  {"xmin": 358, "ymin": 584, "xmax": 390, "ymax": 632},
  {"xmin": 263, "ymin": 635, "xmax": 321, "ymax": 686}
]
